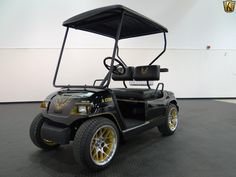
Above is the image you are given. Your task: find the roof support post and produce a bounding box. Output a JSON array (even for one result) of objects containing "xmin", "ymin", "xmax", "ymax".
[
  {"xmin": 53, "ymin": 27, "xmax": 69, "ymax": 87},
  {"xmin": 101, "ymin": 12, "xmax": 125, "ymax": 88},
  {"xmin": 149, "ymin": 32, "xmax": 167, "ymax": 65}
]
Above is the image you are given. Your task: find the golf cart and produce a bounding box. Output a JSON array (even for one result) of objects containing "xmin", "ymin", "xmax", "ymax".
[{"xmin": 30, "ymin": 5, "xmax": 179, "ymax": 171}]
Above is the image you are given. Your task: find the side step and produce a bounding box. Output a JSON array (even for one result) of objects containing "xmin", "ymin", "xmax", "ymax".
[
  {"xmin": 124, "ymin": 118, "xmax": 145, "ymax": 129},
  {"xmin": 122, "ymin": 118, "xmax": 160, "ymax": 139}
]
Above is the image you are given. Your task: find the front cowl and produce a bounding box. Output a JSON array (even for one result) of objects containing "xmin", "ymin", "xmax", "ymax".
[{"xmin": 48, "ymin": 91, "xmax": 94, "ymax": 117}]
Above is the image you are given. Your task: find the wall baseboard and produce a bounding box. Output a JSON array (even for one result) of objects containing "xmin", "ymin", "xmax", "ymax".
[
  {"xmin": 0, "ymin": 101, "xmax": 42, "ymax": 104},
  {"xmin": 177, "ymin": 97, "xmax": 236, "ymax": 100},
  {"xmin": 0, "ymin": 97, "xmax": 236, "ymax": 104}
]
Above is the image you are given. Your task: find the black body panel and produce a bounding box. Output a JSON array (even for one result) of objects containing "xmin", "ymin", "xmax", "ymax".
[
  {"xmin": 42, "ymin": 88, "xmax": 175, "ymax": 123},
  {"xmin": 41, "ymin": 88, "xmax": 177, "ymax": 143}
]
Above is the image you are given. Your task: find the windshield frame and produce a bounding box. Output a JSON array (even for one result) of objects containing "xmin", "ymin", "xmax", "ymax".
[{"xmin": 53, "ymin": 12, "xmax": 125, "ymax": 89}]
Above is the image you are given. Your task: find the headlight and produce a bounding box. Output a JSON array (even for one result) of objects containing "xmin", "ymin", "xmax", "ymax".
[
  {"xmin": 70, "ymin": 103, "xmax": 93, "ymax": 115},
  {"xmin": 78, "ymin": 106, "xmax": 87, "ymax": 113},
  {"xmin": 40, "ymin": 101, "xmax": 48, "ymax": 109}
]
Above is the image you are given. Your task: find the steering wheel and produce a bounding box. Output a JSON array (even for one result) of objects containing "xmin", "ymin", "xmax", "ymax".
[{"xmin": 103, "ymin": 57, "xmax": 126, "ymax": 75}]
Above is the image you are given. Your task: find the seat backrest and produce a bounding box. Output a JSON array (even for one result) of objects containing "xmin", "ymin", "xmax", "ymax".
[
  {"xmin": 112, "ymin": 66, "xmax": 134, "ymax": 81},
  {"xmin": 133, "ymin": 65, "xmax": 160, "ymax": 81}
]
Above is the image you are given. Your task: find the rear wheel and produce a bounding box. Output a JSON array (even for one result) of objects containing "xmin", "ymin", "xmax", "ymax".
[
  {"xmin": 29, "ymin": 114, "xmax": 60, "ymax": 150},
  {"xmin": 73, "ymin": 117, "xmax": 119, "ymax": 171},
  {"xmin": 158, "ymin": 104, "xmax": 178, "ymax": 136}
]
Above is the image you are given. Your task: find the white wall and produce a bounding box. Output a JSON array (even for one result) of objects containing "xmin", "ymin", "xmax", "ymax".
[
  {"xmin": 0, "ymin": 48, "xmax": 235, "ymax": 102},
  {"xmin": 0, "ymin": 0, "xmax": 236, "ymax": 102},
  {"xmin": 1, "ymin": 0, "xmax": 236, "ymax": 49}
]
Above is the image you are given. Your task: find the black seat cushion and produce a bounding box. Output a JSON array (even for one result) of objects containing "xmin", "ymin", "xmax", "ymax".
[
  {"xmin": 134, "ymin": 65, "xmax": 160, "ymax": 81},
  {"xmin": 112, "ymin": 66, "xmax": 134, "ymax": 81},
  {"xmin": 112, "ymin": 88, "xmax": 163, "ymax": 100}
]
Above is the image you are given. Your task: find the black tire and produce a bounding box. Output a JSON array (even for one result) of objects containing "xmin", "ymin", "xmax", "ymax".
[
  {"xmin": 29, "ymin": 113, "xmax": 60, "ymax": 150},
  {"xmin": 158, "ymin": 104, "xmax": 179, "ymax": 136},
  {"xmin": 73, "ymin": 117, "xmax": 119, "ymax": 171}
]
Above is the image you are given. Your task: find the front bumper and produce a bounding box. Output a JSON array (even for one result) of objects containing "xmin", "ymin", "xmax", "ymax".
[
  {"xmin": 41, "ymin": 121, "xmax": 71, "ymax": 144},
  {"xmin": 42, "ymin": 112, "xmax": 87, "ymax": 126}
]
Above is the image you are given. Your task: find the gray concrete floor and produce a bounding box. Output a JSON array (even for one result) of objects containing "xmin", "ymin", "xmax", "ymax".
[{"xmin": 0, "ymin": 100, "xmax": 236, "ymax": 177}]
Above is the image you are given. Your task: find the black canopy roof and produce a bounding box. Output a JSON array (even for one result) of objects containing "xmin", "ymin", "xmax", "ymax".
[{"xmin": 63, "ymin": 5, "xmax": 168, "ymax": 39}]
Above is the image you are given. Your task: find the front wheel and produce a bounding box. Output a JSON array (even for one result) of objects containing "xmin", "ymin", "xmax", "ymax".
[
  {"xmin": 73, "ymin": 117, "xmax": 119, "ymax": 171},
  {"xmin": 29, "ymin": 114, "xmax": 60, "ymax": 150},
  {"xmin": 158, "ymin": 104, "xmax": 179, "ymax": 136}
]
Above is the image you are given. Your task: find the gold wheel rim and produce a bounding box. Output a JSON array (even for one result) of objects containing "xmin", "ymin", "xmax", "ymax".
[
  {"xmin": 43, "ymin": 139, "xmax": 57, "ymax": 146},
  {"xmin": 168, "ymin": 107, "xmax": 178, "ymax": 131},
  {"xmin": 90, "ymin": 125, "xmax": 117, "ymax": 166}
]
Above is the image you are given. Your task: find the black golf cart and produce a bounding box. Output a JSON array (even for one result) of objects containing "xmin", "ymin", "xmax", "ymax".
[{"xmin": 30, "ymin": 5, "xmax": 179, "ymax": 171}]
